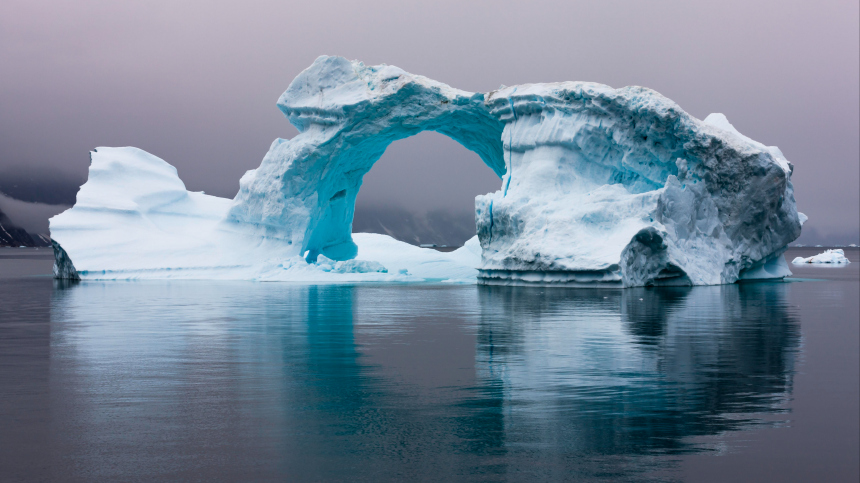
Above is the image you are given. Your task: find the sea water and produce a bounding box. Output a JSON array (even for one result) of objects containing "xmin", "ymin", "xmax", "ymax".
[{"xmin": 0, "ymin": 248, "xmax": 857, "ymax": 481}]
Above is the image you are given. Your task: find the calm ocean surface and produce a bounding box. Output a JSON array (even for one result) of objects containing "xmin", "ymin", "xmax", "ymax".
[{"xmin": 1, "ymin": 248, "xmax": 857, "ymax": 482}]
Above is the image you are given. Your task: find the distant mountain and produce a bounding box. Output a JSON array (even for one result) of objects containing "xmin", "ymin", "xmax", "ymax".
[
  {"xmin": 0, "ymin": 167, "xmax": 83, "ymax": 205},
  {"xmin": 352, "ymin": 206, "xmax": 476, "ymax": 247},
  {"xmin": 0, "ymin": 207, "xmax": 50, "ymax": 247}
]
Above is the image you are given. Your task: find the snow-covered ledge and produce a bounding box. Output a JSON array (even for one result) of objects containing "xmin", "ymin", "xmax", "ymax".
[{"xmin": 50, "ymin": 56, "xmax": 804, "ymax": 286}]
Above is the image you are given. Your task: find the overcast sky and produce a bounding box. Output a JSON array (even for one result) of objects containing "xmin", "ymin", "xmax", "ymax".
[{"xmin": 1, "ymin": 0, "xmax": 857, "ymax": 241}]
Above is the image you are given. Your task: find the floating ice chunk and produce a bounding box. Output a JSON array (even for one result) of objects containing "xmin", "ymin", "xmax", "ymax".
[
  {"xmin": 334, "ymin": 259, "xmax": 387, "ymax": 274},
  {"xmin": 352, "ymin": 233, "xmax": 478, "ymax": 281},
  {"xmin": 791, "ymin": 249, "xmax": 851, "ymax": 265}
]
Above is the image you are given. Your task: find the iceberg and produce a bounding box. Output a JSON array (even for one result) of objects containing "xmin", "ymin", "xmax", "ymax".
[
  {"xmin": 792, "ymin": 249, "xmax": 851, "ymax": 265},
  {"xmin": 50, "ymin": 56, "xmax": 804, "ymax": 286}
]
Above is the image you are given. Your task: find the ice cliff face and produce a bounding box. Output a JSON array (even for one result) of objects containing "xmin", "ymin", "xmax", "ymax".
[
  {"xmin": 50, "ymin": 56, "xmax": 804, "ymax": 286},
  {"xmin": 476, "ymin": 85, "xmax": 801, "ymax": 286}
]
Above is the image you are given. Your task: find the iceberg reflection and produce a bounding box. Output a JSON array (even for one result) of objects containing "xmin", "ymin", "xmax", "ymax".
[
  {"xmin": 475, "ymin": 284, "xmax": 799, "ymax": 461},
  {"xmin": 47, "ymin": 281, "xmax": 799, "ymax": 480}
]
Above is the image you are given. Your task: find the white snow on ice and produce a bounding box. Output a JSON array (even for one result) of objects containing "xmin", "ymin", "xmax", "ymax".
[{"xmin": 49, "ymin": 147, "xmax": 480, "ymax": 282}]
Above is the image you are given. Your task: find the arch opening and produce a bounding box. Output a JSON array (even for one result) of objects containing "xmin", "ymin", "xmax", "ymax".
[
  {"xmin": 303, "ymin": 121, "xmax": 504, "ymax": 262},
  {"xmin": 353, "ymin": 131, "xmax": 502, "ymax": 248}
]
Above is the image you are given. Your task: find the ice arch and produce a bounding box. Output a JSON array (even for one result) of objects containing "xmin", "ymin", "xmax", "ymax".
[
  {"xmin": 50, "ymin": 55, "xmax": 805, "ymax": 286},
  {"xmin": 226, "ymin": 56, "xmax": 505, "ymax": 261}
]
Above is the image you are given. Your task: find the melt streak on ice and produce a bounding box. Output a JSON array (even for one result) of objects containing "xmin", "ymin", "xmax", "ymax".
[{"xmin": 50, "ymin": 56, "xmax": 805, "ymax": 286}]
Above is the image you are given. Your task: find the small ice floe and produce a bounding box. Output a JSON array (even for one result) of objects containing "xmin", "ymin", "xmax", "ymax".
[{"xmin": 792, "ymin": 249, "xmax": 851, "ymax": 265}]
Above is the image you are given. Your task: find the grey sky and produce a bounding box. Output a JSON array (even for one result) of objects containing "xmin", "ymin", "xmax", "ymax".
[{"xmin": 1, "ymin": 0, "xmax": 857, "ymax": 241}]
